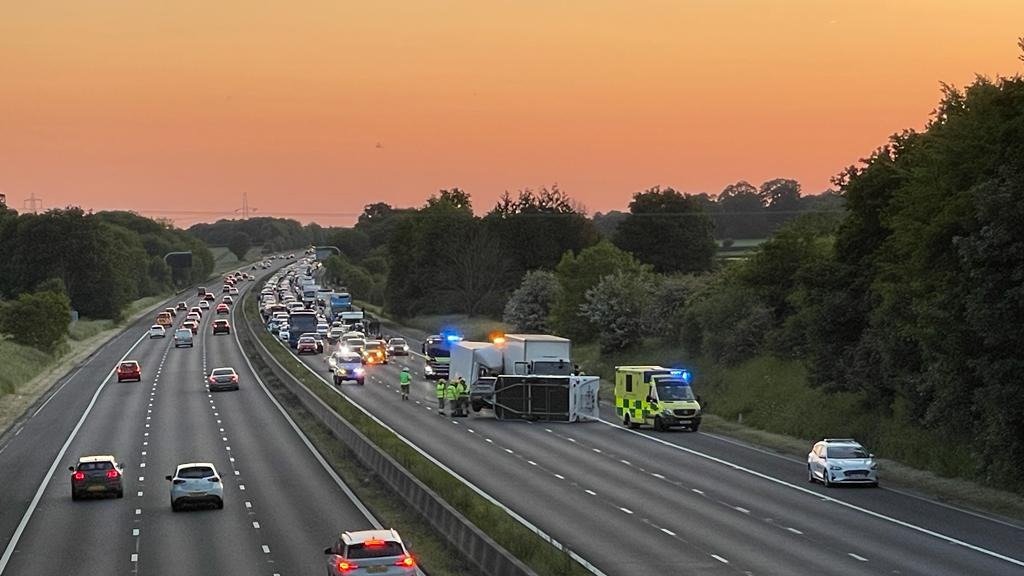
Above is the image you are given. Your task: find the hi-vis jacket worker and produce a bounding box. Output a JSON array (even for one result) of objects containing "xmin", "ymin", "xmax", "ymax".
[
  {"xmin": 399, "ymin": 367, "xmax": 411, "ymax": 400},
  {"xmin": 435, "ymin": 378, "xmax": 448, "ymax": 413},
  {"xmin": 442, "ymin": 379, "xmax": 458, "ymax": 415}
]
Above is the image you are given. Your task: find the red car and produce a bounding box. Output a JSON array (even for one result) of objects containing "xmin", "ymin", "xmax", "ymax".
[
  {"xmin": 296, "ymin": 336, "xmax": 319, "ymax": 355},
  {"xmin": 216, "ymin": 303, "xmax": 230, "ymax": 315},
  {"xmin": 212, "ymin": 319, "xmax": 231, "ymax": 335},
  {"xmin": 116, "ymin": 361, "xmax": 141, "ymax": 383}
]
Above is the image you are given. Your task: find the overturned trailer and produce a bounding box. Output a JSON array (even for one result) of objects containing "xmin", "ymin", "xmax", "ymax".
[{"xmin": 451, "ymin": 337, "xmax": 600, "ymax": 422}]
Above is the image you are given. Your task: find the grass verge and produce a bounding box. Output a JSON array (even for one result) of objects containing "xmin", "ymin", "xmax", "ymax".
[
  {"xmin": 576, "ymin": 339, "xmax": 1024, "ymax": 520},
  {"xmin": 243, "ymin": 290, "xmax": 588, "ymax": 576}
]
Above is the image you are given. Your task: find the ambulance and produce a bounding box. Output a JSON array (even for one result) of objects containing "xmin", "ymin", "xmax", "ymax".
[{"xmin": 614, "ymin": 366, "xmax": 702, "ymax": 431}]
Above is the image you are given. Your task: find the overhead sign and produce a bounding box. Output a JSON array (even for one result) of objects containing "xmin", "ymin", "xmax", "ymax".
[
  {"xmin": 163, "ymin": 251, "xmax": 193, "ymax": 268},
  {"xmin": 314, "ymin": 246, "xmax": 341, "ymax": 261}
]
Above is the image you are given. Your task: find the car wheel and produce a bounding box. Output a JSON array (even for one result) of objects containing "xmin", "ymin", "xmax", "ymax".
[
  {"xmin": 823, "ymin": 470, "xmax": 831, "ymax": 488},
  {"xmin": 333, "ymin": 376, "xmax": 340, "ymax": 385},
  {"xmin": 116, "ymin": 488, "xmax": 124, "ymax": 498},
  {"xmin": 357, "ymin": 378, "xmax": 365, "ymax": 386},
  {"xmin": 870, "ymin": 481, "xmax": 879, "ymax": 488},
  {"xmin": 71, "ymin": 491, "xmax": 80, "ymax": 501},
  {"xmin": 171, "ymin": 500, "xmax": 180, "ymax": 512},
  {"xmin": 689, "ymin": 424, "xmax": 700, "ymax": 432},
  {"xmin": 215, "ymin": 498, "xmax": 224, "ymax": 510},
  {"xmin": 624, "ymin": 414, "xmax": 638, "ymax": 429},
  {"xmin": 653, "ymin": 416, "xmax": 665, "ymax": 432},
  {"xmin": 807, "ymin": 465, "xmax": 815, "ymax": 483}
]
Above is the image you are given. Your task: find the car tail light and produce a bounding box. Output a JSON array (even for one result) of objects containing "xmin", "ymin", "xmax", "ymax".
[
  {"xmin": 395, "ymin": 554, "xmax": 415, "ymax": 568},
  {"xmin": 106, "ymin": 469, "xmax": 120, "ymax": 479},
  {"xmin": 364, "ymin": 539, "xmax": 385, "ymax": 547},
  {"xmin": 231, "ymin": 375, "xmax": 238, "ymax": 382},
  {"xmin": 172, "ymin": 479, "xmax": 186, "ymax": 485},
  {"xmin": 73, "ymin": 471, "xmax": 85, "ymax": 481},
  {"xmin": 209, "ymin": 477, "xmax": 220, "ymax": 483},
  {"xmin": 336, "ymin": 560, "xmax": 357, "ymax": 572}
]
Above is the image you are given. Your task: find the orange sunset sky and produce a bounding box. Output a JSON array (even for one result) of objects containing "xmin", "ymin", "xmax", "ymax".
[{"xmin": 2, "ymin": 1, "xmax": 1023, "ymax": 227}]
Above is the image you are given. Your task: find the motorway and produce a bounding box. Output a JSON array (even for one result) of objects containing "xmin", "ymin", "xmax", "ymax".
[
  {"xmin": 278, "ymin": 308, "xmax": 1024, "ymax": 575},
  {"xmin": 0, "ymin": 263, "xmax": 383, "ymax": 576}
]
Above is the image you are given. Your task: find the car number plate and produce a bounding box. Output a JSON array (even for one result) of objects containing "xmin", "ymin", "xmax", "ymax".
[
  {"xmin": 366, "ymin": 566, "xmax": 387, "ymax": 574},
  {"xmin": 87, "ymin": 485, "xmax": 105, "ymax": 492},
  {"xmin": 189, "ymin": 491, "xmax": 206, "ymax": 496},
  {"xmin": 678, "ymin": 419, "xmax": 691, "ymax": 424}
]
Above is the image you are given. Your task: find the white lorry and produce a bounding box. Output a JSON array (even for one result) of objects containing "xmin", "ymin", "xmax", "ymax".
[{"xmin": 450, "ymin": 334, "xmax": 599, "ymax": 422}]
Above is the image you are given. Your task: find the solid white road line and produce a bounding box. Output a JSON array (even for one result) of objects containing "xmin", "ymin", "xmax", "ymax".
[
  {"xmin": 599, "ymin": 419, "xmax": 1024, "ymax": 569},
  {"xmin": 0, "ymin": 332, "xmax": 147, "ymax": 575}
]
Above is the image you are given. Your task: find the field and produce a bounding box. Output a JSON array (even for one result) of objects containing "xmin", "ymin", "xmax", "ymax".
[{"xmin": 716, "ymin": 237, "xmax": 767, "ymax": 260}]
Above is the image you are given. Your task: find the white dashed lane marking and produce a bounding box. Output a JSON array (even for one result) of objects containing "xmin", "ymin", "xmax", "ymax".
[
  {"xmin": 711, "ymin": 554, "xmax": 729, "ymax": 564},
  {"xmin": 849, "ymin": 553, "xmax": 869, "ymax": 562}
]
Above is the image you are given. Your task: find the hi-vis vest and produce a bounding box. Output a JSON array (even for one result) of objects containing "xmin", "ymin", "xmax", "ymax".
[
  {"xmin": 435, "ymin": 380, "xmax": 447, "ymax": 398},
  {"xmin": 444, "ymin": 382, "xmax": 458, "ymax": 400}
]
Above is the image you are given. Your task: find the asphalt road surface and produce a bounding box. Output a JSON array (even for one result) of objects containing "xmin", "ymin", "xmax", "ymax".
[
  {"xmin": 0, "ymin": 263, "xmax": 382, "ymax": 576},
  {"xmin": 284, "ymin": 319, "xmax": 1024, "ymax": 576}
]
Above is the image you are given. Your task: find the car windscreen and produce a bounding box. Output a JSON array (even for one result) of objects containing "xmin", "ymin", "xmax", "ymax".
[
  {"xmin": 178, "ymin": 467, "xmax": 214, "ymax": 479},
  {"xmin": 389, "ymin": 339, "xmax": 406, "ymax": 346},
  {"xmin": 827, "ymin": 445, "xmax": 869, "ymax": 459},
  {"xmin": 346, "ymin": 541, "xmax": 404, "ymax": 559},
  {"xmin": 655, "ymin": 382, "xmax": 695, "ymax": 401},
  {"xmin": 365, "ymin": 342, "xmax": 382, "ymax": 350},
  {"xmin": 78, "ymin": 461, "xmax": 113, "ymax": 471},
  {"xmin": 426, "ymin": 343, "xmax": 450, "ymax": 357},
  {"xmin": 211, "ymin": 369, "xmax": 234, "ymax": 377}
]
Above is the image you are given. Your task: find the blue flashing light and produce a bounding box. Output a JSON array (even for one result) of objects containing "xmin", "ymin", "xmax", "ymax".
[
  {"xmin": 670, "ymin": 369, "xmax": 693, "ymax": 383},
  {"xmin": 445, "ymin": 334, "xmax": 463, "ymax": 343}
]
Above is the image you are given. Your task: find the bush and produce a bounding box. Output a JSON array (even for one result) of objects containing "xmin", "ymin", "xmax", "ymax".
[
  {"xmin": 502, "ymin": 270, "xmax": 560, "ymax": 333},
  {"xmin": 0, "ymin": 287, "xmax": 72, "ymax": 352},
  {"xmin": 579, "ymin": 270, "xmax": 655, "ymax": 353}
]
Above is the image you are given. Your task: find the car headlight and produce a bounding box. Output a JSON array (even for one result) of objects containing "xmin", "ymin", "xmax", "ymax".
[
  {"xmin": 829, "ymin": 465, "xmax": 843, "ymax": 471},
  {"xmin": 870, "ymin": 462, "xmax": 878, "ymax": 470},
  {"xmin": 424, "ymin": 365, "xmax": 433, "ymax": 374},
  {"xmin": 354, "ymin": 367, "xmax": 364, "ymax": 375}
]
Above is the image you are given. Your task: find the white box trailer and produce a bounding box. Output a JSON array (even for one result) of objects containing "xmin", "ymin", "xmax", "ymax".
[{"xmin": 452, "ymin": 338, "xmax": 598, "ymax": 422}]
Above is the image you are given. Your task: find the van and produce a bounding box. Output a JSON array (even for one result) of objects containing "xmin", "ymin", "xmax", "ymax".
[{"xmin": 155, "ymin": 312, "xmax": 173, "ymax": 327}]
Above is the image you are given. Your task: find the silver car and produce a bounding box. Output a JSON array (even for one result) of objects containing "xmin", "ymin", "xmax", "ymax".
[
  {"xmin": 166, "ymin": 462, "xmax": 224, "ymax": 511},
  {"xmin": 208, "ymin": 367, "xmax": 240, "ymax": 391},
  {"xmin": 808, "ymin": 438, "xmax": 879, "ymax": 487},
  {"xmin": 324, "ymin": 529, "xmax": 416, "ymax": 575},
  {"xmin": 148, "ymin": 325, "xmax": 166, "ymax": 339}
]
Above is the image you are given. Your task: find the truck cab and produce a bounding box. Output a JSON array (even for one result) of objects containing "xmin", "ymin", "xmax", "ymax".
[{"xmin": 614, "ymin": 366, "xmax": 702, "ymax": 432}]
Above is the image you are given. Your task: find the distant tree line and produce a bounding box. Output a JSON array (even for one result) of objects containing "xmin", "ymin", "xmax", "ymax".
[
  {"xmin": 188, "ymin": 217, "xmax": 328, "ymax": 256},
  {"xmin": 0, "ymin": 207, "xmax": 213, "ymax": 350}
]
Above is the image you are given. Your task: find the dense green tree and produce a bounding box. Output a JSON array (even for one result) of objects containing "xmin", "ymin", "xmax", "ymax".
[
  {"xmin": 503, "ymin": 270, "xmax": 560, "ymax": 333},
  {"xmin": 485, "ymin": 186, "xmax": 598, "ymax": 274},
  {"xmin": 227, "ymin": 231, "xmax": 251, "ymax": 262},
  {"xmin": 549, "ymin": 240, "xmax": 648, "ymax": 341},
  {"xmin": 758, "ymin": 178, "xmax": 803, "ymax": 231},
  {"xmin": 716, "ymin": 181, "xmax": 769, "ymax": 239},
  {"xmin": 613, "ymin": 186, "xmax": 716, "ymax": 273},
  {"xmin": 0, "ymin": 286, "xmax": 71, "ymax": 352},
  {"xmin": 384, "ymin": 192, "xmax": 480, "ymax": 318},
  {"xmin": 579, "ymin": 270, "xmax": 656, "ymax": 353}
]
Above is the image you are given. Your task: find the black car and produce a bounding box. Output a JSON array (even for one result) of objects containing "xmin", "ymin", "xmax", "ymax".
[{"xmin": 70, "ymin": 456, "xmax": 124, "ymax": 500}]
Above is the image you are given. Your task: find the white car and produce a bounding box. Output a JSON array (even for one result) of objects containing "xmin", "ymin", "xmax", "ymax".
[
  {"xmin": 229, "ymin": 287, "xmax": 239, "ymax": 295},
  {"xmin": 324, "ymin": 529, "xmax": 416, "ymax": 575},
  {"xmin": 279, "ymin": 326, "xmax": 290, "ymax": 342},
  {"xmin": 199, "ymin": 300, "xmax": 210, "ymax": 310},
  {"xmin": 316, "ymin": 322, "xmax": 330, "ymax": 336},
  {"xmin": 148, "ymin": 325, "xmax": 166, "ymax": 338},
  {"xmin": 167, "ymin": 462, "xmax": 224, "ymax": 511},
  {"xmin": 808, "ymin": 438, "xmax": 879, "ymax": 487}
]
